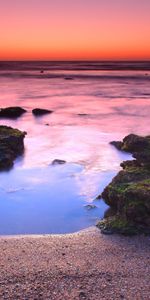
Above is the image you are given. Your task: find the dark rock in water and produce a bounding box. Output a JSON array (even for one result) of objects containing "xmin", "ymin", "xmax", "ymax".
[
  {"xmin": 95, "ymin": 194, "xmax": 102, "ymax": 200},
  {"xmin": 84, "ymin": 204, "xmax": 97, "ymax": 210},
  {"xmin": 0, "ymin": 126, "xmax": 26, "ymax": 170},
  {"xmin": 32, "ymin": 108, "xmax": 53, "ymax": 116},
  {"xmin": 64, "ymin": 77, "xmax": 73, "ymax": 80},
  {"xmin": 111, "ymin": 134, "xmax": 150, "ymax": 166},
  {"xmin": 122, "ymin": 134, "xmax": 149, "ymax": 152},
  {"xmin": 0, "ymin": 107, "xmax": 26, "ymax": 119},
  {"xmin": 78, "ymin": 114, "xmax": 88, "ymax": 117},
  {"xmin": 120, "ymin": 159, "xmax": 140, "ymax": 170},
  {"xmin": 40, "ymin": 70, "xmax": 44, "ymax": 74},
  {"xmin": 97, "ymin": 134, "xmax": 150, "ymax": 235},
  {"xmin": 111, "ymin": 134, "xmax": 149, "ymax": 153},
  {"xmin": 110, "ymin": 141, "xmax": 123, "ymax": 150},
  {"xmin": 51, "ymin": 159, "xmax": 66, "ymax": 165}
]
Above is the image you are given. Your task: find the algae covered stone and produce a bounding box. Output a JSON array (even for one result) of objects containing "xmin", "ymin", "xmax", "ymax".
[
  {"xmin": 0, "ymin": 125, "xmax": 26, "ymax": 170},
  {"xmin": 97, "ymin": 134, "xmax": 150, "ymax": 235}
]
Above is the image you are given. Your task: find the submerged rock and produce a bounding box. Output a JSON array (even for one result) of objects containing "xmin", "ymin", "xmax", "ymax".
[
  {"xmin": 84, "ymin": 204, "xmax": 97, "ymax": 210},
  {"xmin": 64, "ymin": 77, "xmax": 74, "ymax": 80},
  {"xmin": 32, "ymin": 108, "xmax": 53, "ymax": 116},
  {"xmin": 78, "ymin": 114, "xmax": 88, "ymax": 117},
  {"xmin": 0, "ymin": 107, "xmax": 27, "ymax": 119},
  {"xmin": 51, "ymin": 159, "xmax": 66, "ymax": 165},
  {"xmin": 97, "ymin": 134, "xmax": 150, "ymax": 235},
  {"xmin": 0, "ymin": 125, "xmax": 26, "ymax": 170}
]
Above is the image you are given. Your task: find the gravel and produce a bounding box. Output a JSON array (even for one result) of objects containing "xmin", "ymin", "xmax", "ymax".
[{"xmin": 0, "ymin": 227, "xmax": 149, "ymax": 300}]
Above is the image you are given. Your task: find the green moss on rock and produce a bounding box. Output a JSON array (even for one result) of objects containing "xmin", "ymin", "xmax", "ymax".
[
  {"xmin": 0, "ymin": 125, "xmax": 26, "ymax": 170},
  {"xmin": 98, "ymin": 134, "xmax": 150, "ymax": 235}
]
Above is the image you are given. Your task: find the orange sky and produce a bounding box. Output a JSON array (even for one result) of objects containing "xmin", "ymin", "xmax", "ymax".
[{"xmin": 0, "ymin": 0, "xmax": 150, "ymax": 60}]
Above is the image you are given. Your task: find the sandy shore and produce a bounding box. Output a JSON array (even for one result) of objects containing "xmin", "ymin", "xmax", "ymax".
[{"xmin": 0, "ymin": 227, "xmax": 149, "ymax": 300}]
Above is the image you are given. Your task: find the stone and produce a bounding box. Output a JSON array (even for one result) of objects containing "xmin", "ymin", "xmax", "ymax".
[
  {"xmin": 110, "ymin": 141, "xmax": 123, "ymax": 150},
  {"xmin": 0, "ymin": 125, "xmax": 26, "ymax": 170},
  {"xmin": 97, "ymin": 134, "xmax": 150, "ymax": 235},
  {"xmin": 32, "ymin": 108, "xmax": 53, "ymax": 116},
  {"xmin": 64, "ymin": 77, "xmax": 73, "ymax": 80},
  {"xmin": 0, "ymin": 107, "xmax": 27, "ymax": 119},
  {"xmin": 78, "ymin": 114, "xmax": 88, "ymax": 116},
  {"xmin": 84, "ymin": 204, "xmax": 97, "ymax": 210},
  {"xmin": 51, "ymin": 159, "xmax": 66, "ymax": 165}
]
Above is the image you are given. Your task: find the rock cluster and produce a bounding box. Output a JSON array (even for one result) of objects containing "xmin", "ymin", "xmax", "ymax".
[
  {"xmin": 0, "ymin": 126, "xmax": 26, "ymax": 170},
  {"xmin": 0, "ymin": 106, "xmax": 53, "ymax": 119},
  {"xmin": 97, "ymin": 134, "xmax": 150, "ymax": 235}
]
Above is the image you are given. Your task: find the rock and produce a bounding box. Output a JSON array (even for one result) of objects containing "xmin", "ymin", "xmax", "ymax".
[
  {"xmin": 111, "ymin": 134, "xmax": 150, "ymax": 153},
  {"xmin": 64, "ymin": 77, "xmax": 73, "ymax": 80},
  {"xmin": 79, "ymin": 291, "xmax": 86, "ymax": 299},
  {"xmin": 78, "ymin": 114, "xmax": 88, "ymax": 116},
  {"xmin": 97, "ymin": 134, "xmax": 150, "ymax": 235},
  {"xmin": 95, "ymin": 194, "xmax": 102, "ymax": 200},
  {"xmin": 84, "ymin": 204, "xmax": 97, "ymax": 210},
  {"xmin": 122, "ymin": 134, "xmax": 149, "ymax": 152},
  {"xmin": 0, "ymin": 125, "xmax": 26, "ymax": 170},
  {"xmin": 100, "ymin": 228, "xmax": 114, "ymax": 235},
  {"xmin": 120, "ymin": 159, "xmax": 140, "ymax": 169},
  {"xmin": 110, "ymin": 141, "xmax": 123, "ymax": 150},
  {"xmin": 51, "ymin": 159, "xmax": 66, "ymax": 165},
  {"xmin": 32, "ymin": 108, "xmax": 53, "ymax": 116},
  {"xmin": 0, "ymin": 107, "xmax": 27, "ymax": 119}
]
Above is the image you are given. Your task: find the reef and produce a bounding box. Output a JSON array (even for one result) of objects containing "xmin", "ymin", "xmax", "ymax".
[
  {"xmin": 97, "ymin": 134, "xmax": 150, "ymax": 235},
  {"xmin": 0, "ymin": 125, "xmax": 26, "ymax": 170}
]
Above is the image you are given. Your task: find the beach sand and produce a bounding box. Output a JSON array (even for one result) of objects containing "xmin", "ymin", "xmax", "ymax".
[{"xmin": 0, "ymin": 227, "xmax": 149, "ymax": 300}]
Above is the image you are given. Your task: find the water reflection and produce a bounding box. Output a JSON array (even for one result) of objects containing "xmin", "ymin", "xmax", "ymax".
[{"xmin": 0, "ymin": 66, "xmax": 149, "ymax": 234}]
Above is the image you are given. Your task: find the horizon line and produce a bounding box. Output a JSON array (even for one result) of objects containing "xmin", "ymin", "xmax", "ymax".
[{"xmin": 0, "ymin": 59, "xmax": 150, "ymax": 62}]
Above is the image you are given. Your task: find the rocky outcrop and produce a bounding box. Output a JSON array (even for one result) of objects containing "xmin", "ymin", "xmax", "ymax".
[
  {"xmin": 0, "ymin": 107, "xmax": 27, "ymax": 119},
  {"xmin": 32, "ymin": 108, "xmax": 53, "ymax": 116},
  {"xmin": 97, "ymin": 134, "xmax": 150, "ymax": 235},
  {"xmin": 0, "ymin": 126, "xmax": 26, "ymax": 170}
]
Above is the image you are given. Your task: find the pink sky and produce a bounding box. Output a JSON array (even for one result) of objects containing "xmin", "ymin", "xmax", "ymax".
[{"xmin": 0, "ymin": 0, "xmax": 150, "ymax": 60}]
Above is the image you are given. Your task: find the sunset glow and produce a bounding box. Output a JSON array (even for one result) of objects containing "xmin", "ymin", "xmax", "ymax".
[{"xmin": 0, "ymin": 0, "xmax": 150, "ymax": 60}]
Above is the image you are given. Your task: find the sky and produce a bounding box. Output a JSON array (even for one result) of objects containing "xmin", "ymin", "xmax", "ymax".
[{"xmin": 0, "ymin": 0, "xmax": 150, "ymax": 60}]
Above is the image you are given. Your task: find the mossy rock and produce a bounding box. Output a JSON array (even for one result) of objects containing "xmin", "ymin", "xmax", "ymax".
[
  {"xmin": 96, "ymin": 216, "xmax": 149, "ymax": 236},
  {"xmin": 0, "ymin": 125, "xmax": 26, "ymax": 170},
  {"xmin": 98, "ymin": 134, "xmax": 150, "ymax": 235}
]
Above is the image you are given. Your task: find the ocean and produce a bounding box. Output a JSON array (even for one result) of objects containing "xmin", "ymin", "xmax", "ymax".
[{"xmin": 0, "ymin": 61, "xmax": 150, "ymax": 234}]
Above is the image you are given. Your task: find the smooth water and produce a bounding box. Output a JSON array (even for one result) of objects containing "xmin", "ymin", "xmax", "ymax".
[{"xmin": 0, "ymin": 61, "xmax": 150, "ymax": 234}]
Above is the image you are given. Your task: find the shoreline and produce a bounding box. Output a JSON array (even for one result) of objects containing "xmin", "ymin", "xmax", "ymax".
[
  {"xmin": 0, "ymin": 226, "xmax": 97, "ymax": 239},
  {"xmin": 0, "ymin": 226, "xmax": 149, "ymax": 299}
]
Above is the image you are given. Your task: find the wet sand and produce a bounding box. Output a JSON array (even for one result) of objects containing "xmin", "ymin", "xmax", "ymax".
[{"xmin": 0, "ymin": 227, "xmax": 149, "ymax": 300}]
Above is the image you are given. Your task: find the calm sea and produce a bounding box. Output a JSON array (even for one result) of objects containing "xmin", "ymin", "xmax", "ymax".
[{"xmin": 0, "ymin": 61, "xmax": 149, "ymax": 234}]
